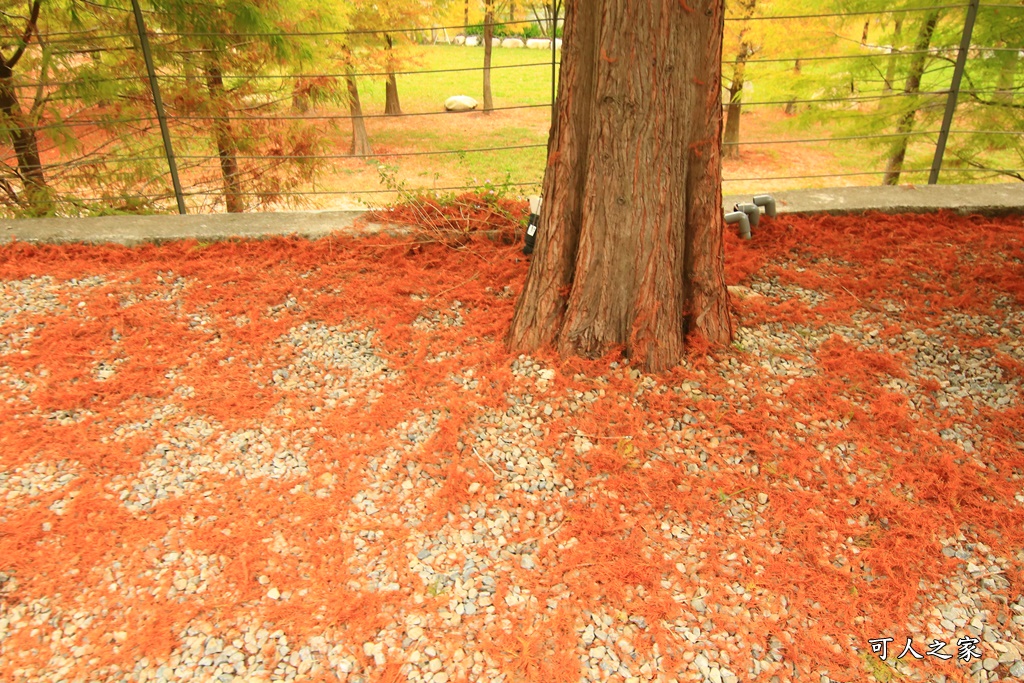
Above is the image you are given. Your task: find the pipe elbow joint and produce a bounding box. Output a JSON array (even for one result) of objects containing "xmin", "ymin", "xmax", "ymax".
[{"xmin": 724, "ymin": 211, "xmax": 751, "ymax": 240}]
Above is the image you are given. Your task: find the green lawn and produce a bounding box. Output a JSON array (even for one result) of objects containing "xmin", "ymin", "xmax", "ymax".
[{"xmin": 359, "ymin": 44, "xmax": 559, "ymax": 111}]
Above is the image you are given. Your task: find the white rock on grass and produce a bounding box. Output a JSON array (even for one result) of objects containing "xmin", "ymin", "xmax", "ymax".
[
  {"xmin": 526, "ymin": 38, "xmax": 551, "ymax": 49},
  {"xmin": 502, "ymin": 37, "xmax": 525, "ymax": 48},
  {"xmin": 445, "ymin": 95, "xmax": 478, "ymax": 112},
  {"xmin": 465, "ymin": 35, "xmax": 480, "ymax": 47}
]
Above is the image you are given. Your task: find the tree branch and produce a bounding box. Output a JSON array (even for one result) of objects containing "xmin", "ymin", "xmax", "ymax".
[{"xmin": 5, "ymin": 0, "xmax": 42, "ymax": 70}]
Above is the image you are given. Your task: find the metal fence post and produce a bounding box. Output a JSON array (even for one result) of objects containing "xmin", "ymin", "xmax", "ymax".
[
  {"xmin": 130, "ymin": 0, "xmax": 187, "ymax": 214},
  {"xmin": 929, "ymin": 0, "xmax": 979, "ymax": 185}
]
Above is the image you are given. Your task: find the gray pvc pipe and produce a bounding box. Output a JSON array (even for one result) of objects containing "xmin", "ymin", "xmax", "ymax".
[
  {"xmin": 734, "ymin": 203, "xmax": 761, "ymax": 229},
  {"xmin": 753, "ymin": 195, "xmax": 777, "ymax": 218},
  {"xmin": 724, "ymin": 211, "xmax": 751, "ymax": 239}
]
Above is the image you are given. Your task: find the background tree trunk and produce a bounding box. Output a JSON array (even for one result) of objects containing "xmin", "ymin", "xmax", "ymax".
[
  {"xmin": 723, "ymin": 49, "xmax": 748, "ymax": 159},
  {"xmin": 996, "ymin": 45, "xmax": 1019, "ymax": 106},
  {"xmin": 464, "ymin": 0, "xmax": 470, "ymax": 32},
  {"xmin": 204, "ymin": 63, "xmax": 244, "ymax": 213},
  {"xmin": 0, "ymin": 0, "xmax": 49, "ymax": 215},
  {"xmin": 384, "ymin": 34, "xmax": 402, "ymax": 116},
  {"xmin": 883, "ymin": 11, "xmax": 939, "ymax": 186},
  {"xmin": 346, "ymin": 70, "xmax": 373, "ymax": 156},
  {"xmin": 507, "ymin": 0, "xmax": 731, "ymax": 372},
  {"xmin": 785, "ymin": 59, "xmax": 801, "ymax": 115},
  {"xmin": 724, "ymin": 0, "xmax": 755, "ymax": 159},
  {"xmin": 483, "ymin": 0, "xmax": 495, "ymax": 112},
  {"xmin": 880, "ymin": 18, "xmax": 904, "ymax": 102},
  {"xmin": 0, "ymin": 74, "xmax": 49, "ymax": 214}
]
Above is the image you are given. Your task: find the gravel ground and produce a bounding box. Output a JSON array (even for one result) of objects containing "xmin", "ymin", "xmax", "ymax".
[{"xmin": 1, "ymin": 214, "xmax": 1023, "ymax": 683}]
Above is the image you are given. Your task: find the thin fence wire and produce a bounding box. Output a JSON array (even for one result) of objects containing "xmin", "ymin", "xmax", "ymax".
[
  {"xmin": 1, "ymin": 1, "xmax": 1021, "ymax": 216},
  {"xmin": 8, "ymin": 61, "xmax": 556, "ymax": 89},
  {"xmin": 722, "ymin": 167, "xmax": 1024, "ymax": 182},
  {"xmin": 23, "ymin": 3, "xmax": 966, "ymax": 45}
]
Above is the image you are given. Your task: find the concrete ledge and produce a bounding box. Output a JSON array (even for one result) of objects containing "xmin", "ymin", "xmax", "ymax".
[
  {"xmin": 724, "ymin": 183, "xmax": 1024, "ymax": 217},
  {"xmin": 0, "ymin": 210, "xmax": 388, "ymax": 246},
  {"xmin": 1, "ymin": 184, "xmax": 1021, "ymax": 246}
]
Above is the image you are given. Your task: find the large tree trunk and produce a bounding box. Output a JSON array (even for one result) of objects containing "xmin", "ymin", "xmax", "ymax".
[
  {"xmin": 723, "ymin": 49, "xmax": 749, "ymax": 159},
  {"xmin": 384, "ymin": 34, "xmax": 402, "ymax": 116},
  {"xmin": 0, "ymin": 0, "xmax": 49, "ymax": 215},
  {"xmin": 507, "ymin": 0, "xmax": 731, "ymax": 372},
  {"xmin": 483, "ymin": 0, "xmax": 495, "ymax": 113},
  {"xmin": 883, "ymin": 11, "xmax": 939, "ymax": 186},
  {"xmin": 204, "ymin": 63, "xmax": 244, "ymax": 213},
  {"xmin": 346, "ymin": 70, "xmax": 373, "ymax": 156}
]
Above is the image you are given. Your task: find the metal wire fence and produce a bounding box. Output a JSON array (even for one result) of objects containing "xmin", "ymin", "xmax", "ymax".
[{"xmin": 0, "ymin": 1, "xmax": 1021, "ymax": 217}]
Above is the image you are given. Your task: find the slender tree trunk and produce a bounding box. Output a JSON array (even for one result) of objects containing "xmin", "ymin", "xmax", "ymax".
[
  {"xmin": 483, "ymin": 0, "xmax": 495, "ymax": 112},
  {"xmin": 507, "ymin": 0, "xmax": 731, "ymax": 372},
  {"xmin": 509, "ymin": 0, "xmax": 517, "ymax": 22},
  {"xmin": 723, "ymin": 49, "xmax": 748, "ymax": 159},
  {"xmin": 880, "ymin": 18, "xmax": 904, "ymax": 104},
  {"xmin": 292, "ymin": 84, "xmax": 310, "ymax": 113},
  {"xmin": 785, "ymin": 59, "xmax": 801, "ymax": 115},
  {"xmin": 0, "ymin": 0, "xmax": 49, "ymax": 215},
  {"xmin": 883, "ymin": 12, "xmax": 939, "ymax": 186},
  {"xmin": 346, "ymin": 70, "xmax": 373, "ymax": 156},
  {"xmin": 464, "ymin": 0, "xmax": 470, "ymax": 32},
  {"xmin": 384, "ymin": 34, "xmax": 402, "ymax": 116},
  {"xmin": 996, "ymin": 45, "xmax": 1019, "ymax": 106},
  {"xmin": 0, "ymin": 75, "xmax": 49, "ymax": 214},
  {"xmin": 725, "ymin": 0, "xmax": 755, "ymax": 157},
  {"xmin": 204, "ymin": 62, "xmax": 244, "ymax": 213}
]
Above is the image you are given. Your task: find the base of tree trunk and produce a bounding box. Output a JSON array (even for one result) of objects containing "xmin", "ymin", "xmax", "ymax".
[
  {"xmin": 346, "ymin": 74, "xmax": 373, "ymax": 157},
  {"xmin": 507, "ymin": 0, "xmax": 732, "ymax": 373}
]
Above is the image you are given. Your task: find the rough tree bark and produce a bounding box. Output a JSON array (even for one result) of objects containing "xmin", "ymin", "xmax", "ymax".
[
  {"xmin": 204, "ymin": 61, "xmax": 244, "ymax": 213},
  {"xmin": 0, "ymin": 0, "xmax": 50, "ymax": 215},
  {"xmin": 384, "ymin": 34, "xmax": 402, "ymax": 116},
  {"xmin": 883, "ymin": 11, "xmax": 939, "ymax": 186},
  {"xmin": 483, "ymin": 0, "xmax": 495, "ymax": 113},
  {"xmin": 346, "ymin": 67, "xmax": 373, "ymax": 156},
  {"xmin": 507, "ymin": 0, "xmax": 731, "ymax": 372}
]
